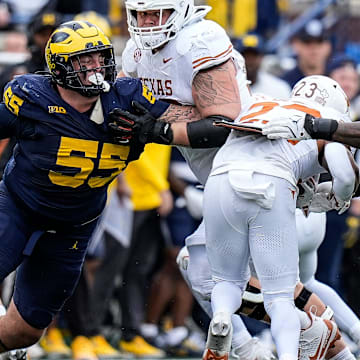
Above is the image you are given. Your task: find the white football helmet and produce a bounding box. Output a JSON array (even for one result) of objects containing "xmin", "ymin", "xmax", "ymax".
[
  {"xmin": 125, "ymin": 0, "xmax": 195, "ymax": 50},
  {"xmin": 290, "ymin": 75, "xmax": 350, "ymax": 120}
]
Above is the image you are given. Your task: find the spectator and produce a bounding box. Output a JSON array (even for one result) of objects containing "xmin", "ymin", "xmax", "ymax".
[
  {"xmin": 233, "ymin": 33, "xmax": 291, "ymax": 98},
  {"xmin": 1, "ymin": 0, "xmax": 50, "ymax": 28},
  {"xmin": 281, "ymin": 19, "xmax": 332, "ymax": 88},
  {"xmin": 140, "ymin": 148, "xmax": 204, "ymax": 357},
  {"xmin": 118, "ymin": 143, "xmax": 172, "ymax": 358},
  {"xmin": 0, "ymin": 11, "xmax": 62, "ymax": 95},
  {"xmin": 87, "ymin": 144, "xmax": 172, "ymax": 359},
  {"xmin": 326, "ymin": 54, "xmax": 360, "ymax": 121},
  {"xmin": 316, "ymin": 53, "xmax": 360, "ymax": 296}
]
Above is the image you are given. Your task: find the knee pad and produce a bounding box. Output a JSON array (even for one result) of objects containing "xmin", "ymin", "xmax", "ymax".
[{"xmin": 262, "ymin": 290, "xmax": 294, "ymax": 315}]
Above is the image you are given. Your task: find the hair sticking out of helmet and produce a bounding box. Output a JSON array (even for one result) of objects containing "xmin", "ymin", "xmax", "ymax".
[
  {"xmin": 45, "ymin": 20, "xmax": 116, "ymax": 97},
  {"xmin": 125, "ymin": 0, "xmax": 195, "ymax": 50},
  {"xmin": 290, "ymin": 75, "xmax": 350, "ymax": 121}
]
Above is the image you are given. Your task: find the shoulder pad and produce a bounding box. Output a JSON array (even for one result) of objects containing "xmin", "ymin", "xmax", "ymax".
[
  {"xmin": 3, "ymin": 74, "xmax": 49, "ymax": 116},
  {"xmin": 112, "ymin": 77, "xmax": 142, "ymax": 97},
  {"xmin": 183, "ymin": 20, "xmax": 233, "ymax": 72},
  {"xmin": 122, "ymin": 39, "xmax": 139, "ymax": 78}
]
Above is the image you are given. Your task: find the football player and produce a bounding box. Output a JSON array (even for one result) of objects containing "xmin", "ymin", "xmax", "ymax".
[
  {"xmin": 107, "ymin": 1, "xmax": 348, "ymax": 360},
  {"xmin": 0, "ymin": 19, "xmax": 210, "ymax": 357},
  {"xmin": 257, "ymin": 76, "xmax": 360, "ymax": 149},
  {"xmin": 201, "ymin": 75, "xmax": 357, "ymax": 360}
]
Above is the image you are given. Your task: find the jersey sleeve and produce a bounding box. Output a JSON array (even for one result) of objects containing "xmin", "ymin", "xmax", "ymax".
[
  {"xmin": 114, "ymin": 77, "xmax": 170, "ymax": 118},
  {"xmin": 3, "ymin": 79, "xmax": 27, "ymax": 117}
]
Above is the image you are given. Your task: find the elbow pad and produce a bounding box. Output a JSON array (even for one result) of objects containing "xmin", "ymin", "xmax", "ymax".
[{"xmin": 187, "ymin": 116, "xmax": 231, "ymax": 148}]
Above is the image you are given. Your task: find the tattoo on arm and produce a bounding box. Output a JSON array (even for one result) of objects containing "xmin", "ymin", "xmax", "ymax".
[
  {"xmin": 192, "ymin": 59, "xmax": 240, "ymax": 109},
  {"xmin": 158, "ymin": 104, "xmax": 201, "ymax": 124}
]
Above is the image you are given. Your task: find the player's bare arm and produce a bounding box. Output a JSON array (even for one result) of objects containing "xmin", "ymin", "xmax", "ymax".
[
  {"xmin": 192, "ymin": 59, "xmax": 241, "ymax": 119},
  {"xmin": 157, "ymin": 103, "xmax": 201, "ymax": 124},
  {"xmin": 331, "ymin": 121, "xmax": 360, "ymax": 148},
  {"xmin": 108, "ymin": 101, "xmax": 231, "ymax": 147}
]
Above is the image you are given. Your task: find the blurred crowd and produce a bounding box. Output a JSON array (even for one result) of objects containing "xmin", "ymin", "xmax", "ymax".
[{"xmin": 1, "ymin": 0, "xmax": 360, "ymax": 359}]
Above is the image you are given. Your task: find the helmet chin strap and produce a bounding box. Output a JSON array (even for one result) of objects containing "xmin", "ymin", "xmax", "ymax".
[{"xmin": 88, "ymin": 73, "xmax": 110, "ymax": 92}]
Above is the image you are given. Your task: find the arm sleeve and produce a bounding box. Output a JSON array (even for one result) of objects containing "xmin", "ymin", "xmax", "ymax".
[
  {"xmin": 324, "ymin": 142, "xmax": 357, "ymax": 201},
  {"xmin": 186, "ymin": 116, "xmax": 231, "ymax": 148}
]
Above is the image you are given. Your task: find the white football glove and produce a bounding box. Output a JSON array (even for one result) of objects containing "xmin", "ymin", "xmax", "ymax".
[
  {"xmin": 183, "ymin": 186, "xmax": 203, "ymax": 220},
  {"xmin": 262, "ymin": 113, "xmax": 312, "ymax": 140},
  {"xmin": 309, "ymin": 181, "xmax": 350, "ymax": 215},
  {"xmin": 296, "ymin": 177, "xmax": 318, "ymax": 216}
]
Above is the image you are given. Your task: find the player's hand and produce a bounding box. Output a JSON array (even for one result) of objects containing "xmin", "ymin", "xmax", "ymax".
[
  {"xmin": 108, "ymin": 101, "xmax": 155, "ymax": 144},
  {"xmin": 309, "ymin": 181, "xmax": 350, "ymax": 215},
  {"xmin": 108, "ymin": 101, "xmax": 173, "ymax": 145},
  {"xmin": 262, "ymin": 113, "xmax": 313, "ymax": 140},
  {"xmin": 296, "ymin": 176, "xmax": 318, "ymax": 216}
]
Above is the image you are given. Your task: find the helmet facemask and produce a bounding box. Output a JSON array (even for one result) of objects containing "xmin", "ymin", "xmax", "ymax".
[
  {"xmin": 66, "ymin": 48, "xmax": 115, "ymax": 97},
  {"xmin": 125, "ymin": 0, "xmax": 194, "ymax": 50}
]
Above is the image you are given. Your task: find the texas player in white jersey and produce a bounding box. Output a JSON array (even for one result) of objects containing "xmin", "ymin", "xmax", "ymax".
[
  {"xmin": 120, "ymin": 1, "xmax": 265, "ymax": 358},
  {"xmin": 122, "ymin": 1, "xmax": 252, "ymax": 186},
  {"xmin": 114, "ymin": 2, "xmax": 353, "ymax": 360},
  {"xmin": 202, "ymin": 76, "xmax": 358, "ymax": 360}
]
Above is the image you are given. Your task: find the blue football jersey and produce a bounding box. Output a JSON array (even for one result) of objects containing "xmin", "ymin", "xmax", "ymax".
[{"xmin": 0, "ymin": 74, "xmax": 169, "ymax": 225}]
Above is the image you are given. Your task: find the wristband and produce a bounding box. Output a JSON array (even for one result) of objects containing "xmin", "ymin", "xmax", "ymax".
[{"xmin": 304, "ymin": 115, "xmax": 339, "ymax": 140}]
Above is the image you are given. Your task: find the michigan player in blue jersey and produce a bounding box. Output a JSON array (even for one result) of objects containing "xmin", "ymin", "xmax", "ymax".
[{"xmin": 0, "ymin": 19, "xmax": 211, "ymax": 356}]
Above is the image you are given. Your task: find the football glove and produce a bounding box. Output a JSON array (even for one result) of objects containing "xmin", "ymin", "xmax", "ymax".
[
  {"xmin": 262, "ymin": 114, "xmax": 339, "ymax": 141},
  {"xmin": 108, "ymin": 101, "xmax": 173, "ymax": 145},
  {"xmin": 296, "ymin": 176, "xmax": 318, "ymax": 216},
  {"xmin": 309, "ymin": 181, "xmax": 350, "ymax": 215}
]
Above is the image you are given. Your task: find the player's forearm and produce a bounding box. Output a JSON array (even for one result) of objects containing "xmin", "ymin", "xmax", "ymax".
[
  {"xmin": 157, "ymin": 104, "xmax": 231, "ymax": 147},
  {"xmin": 331, "ymin": 121, "xmax": 360, "ymax": 148},
  {"xmin": 304, "ymin": 116, "xmax": 360, "ymax": 148},
  {"xmin": 158, "ymin": 104, "xmax": 201, "ymax": 124}
]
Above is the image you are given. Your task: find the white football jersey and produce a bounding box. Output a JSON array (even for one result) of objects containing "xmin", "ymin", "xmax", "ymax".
[
  {"xmin": 122, "ymin": 16, "xmax": 252, "ymax": 185},
  {"xmin": 210, "ymin": 99, "xmax": 331, "ymax": 187}
]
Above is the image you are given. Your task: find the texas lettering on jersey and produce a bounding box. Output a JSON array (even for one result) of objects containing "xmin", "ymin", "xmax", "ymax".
[{"xmin": 141, "ymin": 77, "xmax": 173, "ymax": 97}]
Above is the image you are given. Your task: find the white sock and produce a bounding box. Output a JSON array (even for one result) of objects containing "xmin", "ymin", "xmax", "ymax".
[
  {"xmin": 140, "ymin": 323, "xmax": 159, "ymax": 338},
  {"xmin": 165, "ymin": 326, "xmax": 188, "ymax": 346},
  {"xmin": 328, "ymin": 347, "xmax": 356, "ymax": 360},
  {"xmin": 296, "ymin": 309, "xmax": 311, "ymax": 329}
]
